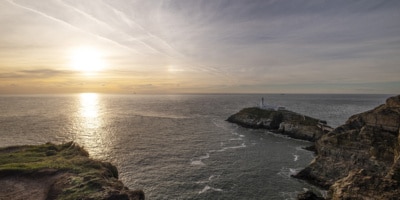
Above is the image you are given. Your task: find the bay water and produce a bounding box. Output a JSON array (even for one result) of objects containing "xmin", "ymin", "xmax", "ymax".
[{"xmin": 0, "ymin": 94, "xmax": 390, "ymax": 199}]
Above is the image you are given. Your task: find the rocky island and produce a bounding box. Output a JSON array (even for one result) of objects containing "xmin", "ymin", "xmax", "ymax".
[
  {"xmin": 294, "ymin": 95, "xmax": 400, "ymax": 199},
  {"xmin": 227, "ymin": 107, "xmax": 332, "ymax": 141},
  {"xmin": 0, "ymin": 142, "xmax": 144, "ymax": 200}
]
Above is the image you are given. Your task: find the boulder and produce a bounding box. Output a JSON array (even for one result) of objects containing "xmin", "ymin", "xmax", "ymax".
[{"xmin": 297, "ymin": 191, "xmax": 325, "ymax": 200}]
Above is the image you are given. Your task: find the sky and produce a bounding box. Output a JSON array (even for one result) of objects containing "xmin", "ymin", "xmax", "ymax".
[{"xmin": 0, "ymin": 0, "xmax": 399, "ymax": 94}]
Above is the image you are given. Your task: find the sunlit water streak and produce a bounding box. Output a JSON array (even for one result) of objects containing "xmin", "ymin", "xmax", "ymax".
[
  {"xmin": 73, "ymin": 93, "xmax": 110, "ymax": 158},
  {"xmin": 0, "ymin": 94, "xmax": 391, "ymax": 199}
]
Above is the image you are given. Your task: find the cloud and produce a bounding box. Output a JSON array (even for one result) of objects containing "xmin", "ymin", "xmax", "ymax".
[
  {"xmin": 0, "ymin": 69, "xmax": 75, "ymax": 79},
  {"xmin": 1, "ymin": 0, "xmax": 399, "ymax": 94}
]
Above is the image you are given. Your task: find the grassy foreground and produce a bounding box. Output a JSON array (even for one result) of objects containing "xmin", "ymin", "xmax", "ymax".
[{"xmin": 0, "ymin": 142, "xmax": 144, "ymax": 200}]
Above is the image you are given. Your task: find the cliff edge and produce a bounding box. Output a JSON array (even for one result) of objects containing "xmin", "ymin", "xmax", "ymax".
[
  {"xmin": 0, "ymin": 142, "xmax": 144, "ymax": 200},
  {"xmin": 294, "ymin": 95, "xmax": 400, "ymax": 199},
  {"xmin": 227, "ymin": 107, "xmax": 332, "ymax": 141}
]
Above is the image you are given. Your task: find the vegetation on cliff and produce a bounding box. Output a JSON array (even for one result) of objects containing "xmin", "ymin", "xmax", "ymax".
[
  {"xmin": 0, "ymin": 142, "xmax": 144, "ymax": 200},
  {"xmin": 227, "ymin": 107, "xmax": 331, "ymax": 141}
]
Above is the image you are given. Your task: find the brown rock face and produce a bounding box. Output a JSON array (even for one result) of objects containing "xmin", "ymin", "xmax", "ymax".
[{"xmin": 294, "ymin": 95, "xmax": 400, "ymax": 199}]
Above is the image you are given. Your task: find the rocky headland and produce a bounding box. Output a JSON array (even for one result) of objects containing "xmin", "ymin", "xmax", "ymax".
[
  {"xmin": 0, "ymin": 142, "xmax": 144, "ymax": 200},
  {"xmin": 227, "ymin": 107, "xmax": 332, "ymax": 141},
  {"xmin": 294, "ymin": 95, "xmax": 400, "ymax": 199}
]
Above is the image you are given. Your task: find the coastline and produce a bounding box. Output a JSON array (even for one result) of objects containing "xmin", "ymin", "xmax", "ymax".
[
  {"xmin": 294, "ymin": 95, "xmax": 400, "ymax": 199},
  {"xmin": 227, "ymin": 95, "xmax": 400, "ymax": 199}
]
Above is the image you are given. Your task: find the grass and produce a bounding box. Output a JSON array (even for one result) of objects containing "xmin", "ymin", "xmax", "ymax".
[
  {"xmin": 0, "ymin": 142, "xmax": 92, "ymax": 174},
  {"xmin": 0, "ymin": 142, "xmax": 123, "ymax": 200}
]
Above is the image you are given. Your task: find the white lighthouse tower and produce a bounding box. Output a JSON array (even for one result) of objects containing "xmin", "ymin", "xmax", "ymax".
[
  {"xmin": 259, "ymin": 97, "xmax": 273, "ymax": 110},
  {"xmin": 259, "ymin": 97, "xmax": 264, "ymax": 108}
]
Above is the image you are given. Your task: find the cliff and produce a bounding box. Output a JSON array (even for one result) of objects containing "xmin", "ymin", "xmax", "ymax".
[
  {"xmin": 227, "ymin": 107, "xmax": 332, "ymax": 141},
  {"xmin": 0, "ymin": 142, "xmax": 144, "ymax": 200},
  {"xmin": 294, "ymin": 95, "xmax": 400, "ymax": 199}
]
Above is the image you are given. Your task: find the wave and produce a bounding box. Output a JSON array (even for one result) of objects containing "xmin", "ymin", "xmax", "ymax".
[
  {"xmin": 191, "ymin": 118, "xmax": 247, "ymax": 195},
  {"xmin": 277, "ymin": 167, "xmax": 302, "ymax": 178},
  {"xmin": 293, "ymin": 154, "xmax": 299, "ymax": 162},
  {"xmin": 191, "ymin": 120, "xmax": 247, "ymax": 166},
  {"xmin": 190, "ymin": 153, "xmax": 210, "ymax": 166},
  {"xmin": 195, "ymin": 175, "xmax": 220, "ymax": 184},
  {"xmin": 190, "ymin": 160, "xmax": 205, "ymax": 166},
  {"xmin": 209, "ymin": 142, "xmax": 246, "ymax": 153},
  {"xmin": 198, "ymin": 185, "xmax": 223, "ymax": 194},
  {"xmin": 210, "ymin": 118, "xmax": 248, "ymax": 152}
]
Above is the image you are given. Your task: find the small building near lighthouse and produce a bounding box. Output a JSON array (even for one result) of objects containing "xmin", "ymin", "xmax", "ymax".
[
  {"xmin": 259, "ymin": 97, "xmax": 286, "ymax": 111},
  {"xmin": 259, "ymin": 97, "xmax": 275, "ymax": 110}
]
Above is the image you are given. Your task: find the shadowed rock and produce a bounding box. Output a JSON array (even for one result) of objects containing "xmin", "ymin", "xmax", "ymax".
[
  {"xmin": 294, "ymin": 95, "xmax": 400, "ymax": 199},
  {"xmin": 297, "ymin": 191, "xmax": 325, "ymax": 200}
]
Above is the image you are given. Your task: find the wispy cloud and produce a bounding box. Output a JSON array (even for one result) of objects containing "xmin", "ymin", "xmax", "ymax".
[{"xmin": 1, "ymin": 0, "xmax": 399, "ymax": 93}]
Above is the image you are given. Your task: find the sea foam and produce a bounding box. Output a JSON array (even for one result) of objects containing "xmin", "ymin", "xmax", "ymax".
[
  {"xmin": 198, "ymin": 185, "xmax": 223, "ymax": 194},
  {"xmin": 191, "ymin": 153, "xmax": 210, "ymax": 166}
]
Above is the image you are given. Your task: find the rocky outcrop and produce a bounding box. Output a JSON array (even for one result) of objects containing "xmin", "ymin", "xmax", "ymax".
[
  {"xmin": 297, "ymin": 191, "xmax": 325, "ymax": 200},
  {"xmin": 294, "ymin": 95, "xmax": 400, "ymax": 199},
  {"xmin": 0, "ymin": 142, "xmax": 144, "ymax": 200},
  {"xmin": 227, "ymin": 107, "xmax": 332, "ymax": 141}
]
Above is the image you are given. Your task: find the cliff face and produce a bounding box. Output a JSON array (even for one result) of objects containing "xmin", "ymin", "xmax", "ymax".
[
  {"xmin": 227, "ymin": 107, "xmax": 331, "ymax": 141},
  {"xmin": 295, "ymin": 95, "xmax": 400, "ymax": 199},
  {"xmin": 0, "ymin": 142, "xmax": 144, "ymax": 200}
]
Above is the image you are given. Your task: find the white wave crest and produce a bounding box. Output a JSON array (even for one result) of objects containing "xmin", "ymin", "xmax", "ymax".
[
  {"xmin": 191, "ymin": 153, "xmax": 210, "ymax": 166},
  {"xmin": 293, "ymin": 154, "xmax": 299, "ymax": 161},
  {"xmin": 277, "ymin": 167, "xmax": 301, "ymax": 178},
  {"xmin": 198, "ymin": 185, "xmax": 223, "ymax": 194},
  {"xmin": 191, "ymin": 160, "xmax": 205, "ymax": 166}
]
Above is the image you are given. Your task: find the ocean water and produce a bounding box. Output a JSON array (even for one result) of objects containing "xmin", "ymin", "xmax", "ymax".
[{"xmin": 0, "ymin": 94, "xmax": 391, "ymax": 199}]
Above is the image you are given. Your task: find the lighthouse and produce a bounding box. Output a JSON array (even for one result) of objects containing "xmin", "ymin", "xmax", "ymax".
[
  {"xmin": 260, "ymin": 97, "xmax": 272, "ymax": 110},
  {"xmin": 260, "ymin": 97, "xmax": 265, "ymax": 108}
]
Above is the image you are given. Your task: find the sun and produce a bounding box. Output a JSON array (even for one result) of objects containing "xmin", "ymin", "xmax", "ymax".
[{"xmin": 70, "ymin": 46, "xmax": 106, "ymax": 74}]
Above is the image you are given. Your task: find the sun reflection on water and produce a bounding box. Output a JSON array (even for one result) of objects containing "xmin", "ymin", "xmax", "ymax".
[
  {"xmin": 75, "ymin": 93, "xmax": 108, "ymax": 158},
  {"xmin": 79, "ymin": 93, "xmax": 101, "ymax": 128}
]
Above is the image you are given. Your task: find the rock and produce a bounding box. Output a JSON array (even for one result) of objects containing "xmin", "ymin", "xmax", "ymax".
[
  {"xmin": 0, "ymin": 142, "xmax": 144, "ymax": 200},
  {"xmin": 297, "ymin": 191, "xmax": 325, "ymax": 200},
  {"xmin": 294, "ymin": 95, "xmax": 400, "ymax": 199},
  {"xmin": 227, "ymin": 107, "xmax": 331, "ymax": 141}
]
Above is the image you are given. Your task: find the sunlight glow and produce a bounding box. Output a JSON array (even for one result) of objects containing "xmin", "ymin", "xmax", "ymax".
[
  {"xmin": 167, "ymin": 65, "xmax": 184, "ymax": 73},
  {"xmin": 76, "ymin": 93, "xmax": 109, "ymax": 159},
  {"xmin": 70, "ymin": 46, "xmax": 106, "ymax": 74},
  {"xmin": 79, "ymin": 93, "xmax": 100, "ymax": 119}
]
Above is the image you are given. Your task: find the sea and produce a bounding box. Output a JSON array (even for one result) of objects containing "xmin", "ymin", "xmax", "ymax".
[{"xmin": 0, "ymin": 93, "xmax": 392, "ymax": 199}]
